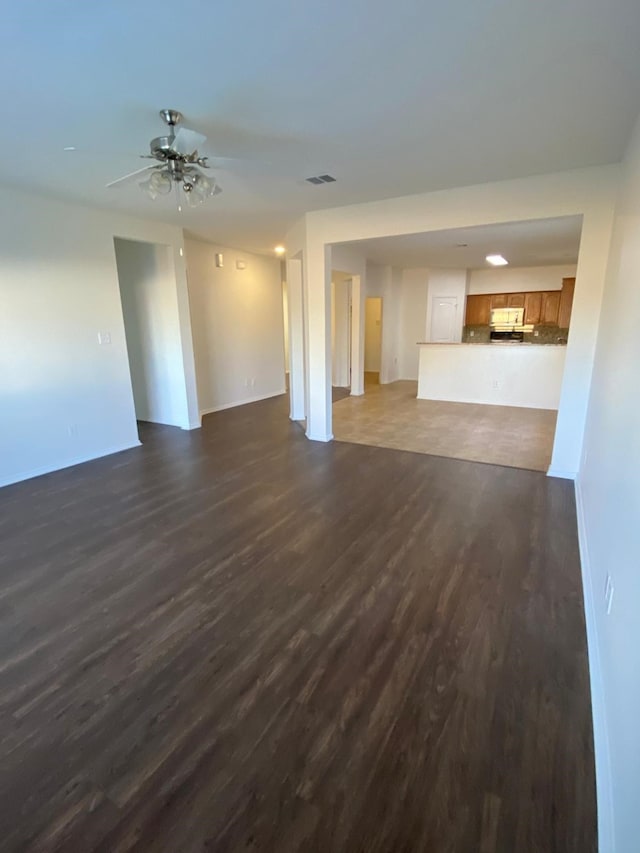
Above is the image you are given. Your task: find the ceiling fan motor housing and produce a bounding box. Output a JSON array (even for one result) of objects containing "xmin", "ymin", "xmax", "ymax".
[{"xmin": 150, "ymin": 136, "xmax": 177, "ymax": 159}]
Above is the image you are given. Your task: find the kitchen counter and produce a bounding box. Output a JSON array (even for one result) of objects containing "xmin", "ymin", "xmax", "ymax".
[
  {"xmin": 416, "ymin": 342, "xmax": 566, "ymax": 409},
  {"xmin": 416, "ymin": 342, "xmax": 567, "ymax": 347}
]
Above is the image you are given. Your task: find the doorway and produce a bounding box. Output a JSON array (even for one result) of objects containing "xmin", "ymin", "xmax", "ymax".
[
  {"xmin": 114, "ymin": 237, "xmax": 183, "ymax": 430},
  {"xmin": 364, "ymin": 297, "xmax": 383, "ymax": 385}
]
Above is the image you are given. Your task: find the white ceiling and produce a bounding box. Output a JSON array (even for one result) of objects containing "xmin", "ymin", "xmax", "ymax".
[
  {"xmin": 339, "ymin": 216, "xmax": 583, "ymax": 269},
  {"xmin": 2, "ymin": 1, "xmax": 640, "ymax": 252}
]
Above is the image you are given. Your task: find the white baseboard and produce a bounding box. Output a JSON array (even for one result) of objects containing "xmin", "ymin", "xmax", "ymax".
[
  {"xmin": 305, "ymin": 430, "xmax": 334, "ymax": 442},
  {"xmin": 574, "ymin": 476, "xmax": 615, "ymax": 853},
  {"xmin": 0, "ymin": 440, "xmax": 142, "ymax": 489},
  {"xmin": 547, "ymin": 467, "xmax": 577, "ymax": 480},
  {"xmin": 200, "ymin": 388, "xmax": 286, "ymax": 417}
]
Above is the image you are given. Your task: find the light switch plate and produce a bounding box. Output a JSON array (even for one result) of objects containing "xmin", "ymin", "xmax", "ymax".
[{"xmin": 98, "ymin": 332, "xmax": 111, "ymax": 345}]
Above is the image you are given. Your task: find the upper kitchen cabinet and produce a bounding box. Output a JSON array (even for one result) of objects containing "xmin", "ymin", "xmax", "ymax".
[
  {"xmin": 465, "ymin": 294, "xmax": 491, "ymax": 325},
  {"xmin": 541, "ymin": 291, "xmax": 561, "ymax": 325},
  {"xmin": 464, "ymin": 279, "xmax": 575, "ymax": 328},
  {"xmin": 558, "ymin": 277, "xmax": 576, "ymax": 328},
  {"xmin": 524, "ymin": 292, "xmax": 542, "ymax": 324}
]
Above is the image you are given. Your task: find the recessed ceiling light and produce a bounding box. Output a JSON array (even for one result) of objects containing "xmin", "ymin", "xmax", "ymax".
[
  {"xmin": 486, "ymin": 254, "xmax": 508, "ymax": 266},
  {"xmin": 63, "ymin": 146, "xmax": 77, "ymax": 151},
  {"xmin": 274, "ymin": 245, "xmax": 286, "ymax": 255}
]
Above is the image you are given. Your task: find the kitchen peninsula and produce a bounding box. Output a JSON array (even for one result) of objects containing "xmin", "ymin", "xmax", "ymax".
[{"xmin": 416, "ymin": 342, "xmax": 567, "ymax": 409}]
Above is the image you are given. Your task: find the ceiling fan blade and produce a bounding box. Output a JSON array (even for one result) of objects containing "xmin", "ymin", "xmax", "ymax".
[
  {"xmin": 206, "ymin": 155, "xmax": 292, "ymax": 177},
  {"xmin": 171, "ymin": 127, "xmax": 207, "ymax": 156},
  {"xmin": 106, "ymin": 164, "xmax": 161, "ymax": 188}
]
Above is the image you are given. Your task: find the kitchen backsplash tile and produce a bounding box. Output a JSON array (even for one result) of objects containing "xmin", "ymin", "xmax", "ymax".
[
  {"xmin": 462, "ymin": 325, "xmax": 491, "ymax": 342},
  {"xmin": 462, "ymin": 324, "xmax": 568, "ymax": 344}
]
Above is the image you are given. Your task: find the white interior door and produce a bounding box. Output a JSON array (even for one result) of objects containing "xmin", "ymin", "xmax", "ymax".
[{"xmin": 430, "ymin": 296, "xmax": 458, "ymax": 342}]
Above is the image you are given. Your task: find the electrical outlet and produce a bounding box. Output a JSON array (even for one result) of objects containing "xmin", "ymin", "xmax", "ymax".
[
  {"xmin": 534, "ymin": 330, "xmax": 539, "ymax": 337},
  {"xmin": 604, "ymin": 574, "xmax": 614, "ymax": 615},
  {"xmin": 491, "ymin": 379, "xmax": 500, "ymax": 390},
  {"xmin": 67, "ymin": 424, "xmax": 78, "ymax": 437},
  {"xmin": 98, "ymin": 331, "xmax": 111, "ymax": 345},
  {"xmin": 470, "ymin": 330, "xmax": 475, "ymax": 337},
  {"xmin": 250, "ymin": 378, "xmax": 256, "ymax": 387},
  {"xmin": 244, "ymin": 378, "xmax": 249, "ymax": 388}
]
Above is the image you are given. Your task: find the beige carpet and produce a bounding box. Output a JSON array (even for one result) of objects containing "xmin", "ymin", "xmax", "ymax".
[{"xmin": 332, "ymin": 380, "xmax": 557, "ymax": 472}]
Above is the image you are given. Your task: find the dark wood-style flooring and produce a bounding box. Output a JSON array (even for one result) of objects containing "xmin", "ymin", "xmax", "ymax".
[{"xmin": 0, "ymin": 393, "xmax": 596, "ymax": 852}]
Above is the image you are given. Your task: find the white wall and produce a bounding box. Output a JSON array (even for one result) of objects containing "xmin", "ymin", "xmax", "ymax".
[
  {"xmin": 577, "ymin": 117, "xmax": 640, "ymax": 853},
  {"xmin": 286, "ymin": 256, "xmax": 305, "ymax": 420},
  {"xmin": 282, "ymin": 280, "xmax": 290, "ymax": 373},
  {"xmin": 331, "ymin": 274, "xmax": 351, "ymax": 387},
  {"xmin": 0, "ymin": 185, "xmax": 197, "ymax": 489},
  {"xmin": 115, "ymin": 238, "xmax": 188, "ymax": 426},
  {"xmin": 185, "ymin": 238, "xmax": 286, "ymax": 414},
  {"xmin": 468, "ymin": 263, "xmax": 577, "ymax": 294},
  {"xmin": 365, "ymin": 262, "xmax": 401, "ymax": 384},
  {"xmin": 417, "ymin": 344, "xmax": 566, "ymax": 409},
  {"xmin": 364, "ymin": 298, "xmax": 382, "ymax": 371},
  {"xmin": 425, "ymin": 269, "xmax": 468, "ymax": 341},
  {"xmin": 384, "ymin": 267, "xmax": 403, "ymax": 383},
  {"xmin": 398, "ymin": 269, "xmax": 429, "ymax": 380}
]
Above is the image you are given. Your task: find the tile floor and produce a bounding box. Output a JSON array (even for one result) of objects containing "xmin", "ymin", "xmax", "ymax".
[{"xmin": 332, "ymin": 380, "xmax": 558, "ymax": 472}]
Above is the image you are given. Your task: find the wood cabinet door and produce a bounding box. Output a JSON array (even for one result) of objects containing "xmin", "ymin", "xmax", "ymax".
[
  {"xmin": 558, "ymin": 278, "xmax": 575, "ymax": 328},
  {"xmin": 541, "ymin": 291, "xmax": 561, "ymax": 325},
  {"xmin": 490, "ymin": 294, "xmax": 508, "ymax": 309},
  {"xmin": 507, "ymin": 293, "xmax": 525, "ymax": 307},
  {"xmin": 524, "ymin": 292, "xmax": 542, "ymax": 324},
  {"xmin": 465, "ymin": 294, "xmax": 491, "ymax": 325}
]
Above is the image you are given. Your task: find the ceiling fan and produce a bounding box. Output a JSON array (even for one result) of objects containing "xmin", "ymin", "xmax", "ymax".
[{"xmin": 107, "ymin": 109, "xmax": 222, "ymax": 207}]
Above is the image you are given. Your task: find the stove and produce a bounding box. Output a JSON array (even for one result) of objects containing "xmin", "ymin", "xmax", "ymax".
[{"xmin": 490, "ymin": 330, "xmax": 524, "ymax": 343}]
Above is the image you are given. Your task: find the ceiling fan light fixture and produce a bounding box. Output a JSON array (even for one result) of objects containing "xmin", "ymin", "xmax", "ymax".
[
  {"xmin": 185, "ymin": 190, "xmax": 201, "ymax": 209},
  {"xmin": 149, "ymin": 170, "xmax": 172, "ymax": 195},
  {"xmin": 140, "ymin": 177, "xmax": 158, "ymax": 200},
  {"xmin": 194, "ymin": 173, "xmax": 217, "ymax": 200},
  {"xmin": 109, "ymin": 109, "xmax": 224, "ymax": 206}
]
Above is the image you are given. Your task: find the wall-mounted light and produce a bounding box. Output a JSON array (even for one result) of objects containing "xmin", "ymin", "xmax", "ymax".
[
  {"xmin": 486, "ymin": 254, "xmax": 508, "ymax": 266},
  {"xmin": 274, "ymin": 245, "xmax": 286, "ymax": 255}
]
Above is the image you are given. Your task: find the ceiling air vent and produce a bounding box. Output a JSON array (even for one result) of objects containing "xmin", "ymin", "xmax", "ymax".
[{"xmin": 306, "ymin": 174, "xmax": 336, "ymax": 185}]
